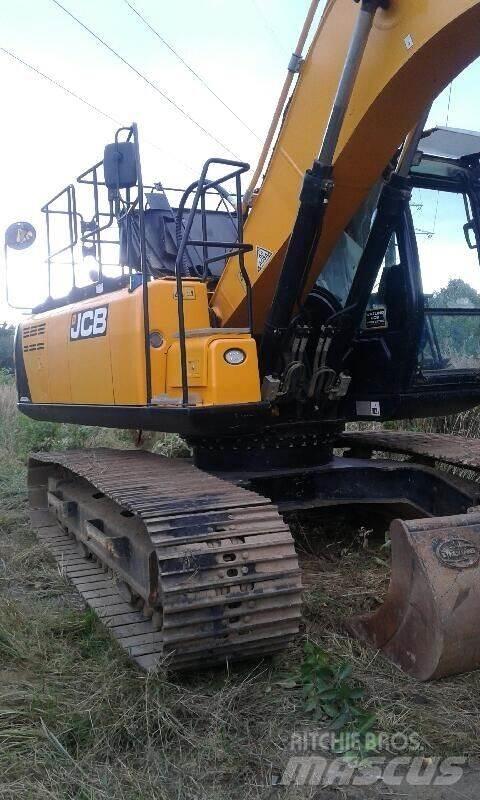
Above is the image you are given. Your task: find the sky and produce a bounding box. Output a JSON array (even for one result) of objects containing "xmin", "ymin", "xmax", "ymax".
[{"xmin": 1, "ymin": 0, "xmax": 480, "ymax": 318}]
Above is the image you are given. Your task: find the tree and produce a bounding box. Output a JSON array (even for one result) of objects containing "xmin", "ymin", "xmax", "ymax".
[
  {"xmin": 0, "ymin": 323, "xmax": 15, "ymax": 372},
  {"xmin": 427, "ymin": 279, "xmax": 480, "ymax": 362},
  {"xmin": 429, "ymin": 278, "xmax": 480, "ymax": 309}
]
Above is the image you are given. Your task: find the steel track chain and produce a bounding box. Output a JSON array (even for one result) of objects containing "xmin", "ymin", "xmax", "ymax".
[{"xmin": 28, "ymin": 449, "xmax": 302, "ymax": 671}]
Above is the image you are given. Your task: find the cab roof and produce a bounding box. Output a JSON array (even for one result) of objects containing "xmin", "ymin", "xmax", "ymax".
[
  {"xmin": 420, "ymin": 127, "xmax": 480, "ymax": 160},
  {"xmin": 411, "ymin": 127, "xmax": 480, "ymax": 184}
]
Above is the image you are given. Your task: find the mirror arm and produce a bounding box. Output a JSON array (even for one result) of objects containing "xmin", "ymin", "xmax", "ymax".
[
  {"xmin": 3, "ymin": 243, "xmax": 33, "ymax": 312},
  {"xmin": 464, "ymin": 220, "xmax": 479, "ymax": 250}
]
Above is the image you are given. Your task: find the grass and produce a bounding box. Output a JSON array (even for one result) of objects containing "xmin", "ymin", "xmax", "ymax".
[{"xmin": 2, "ymin": 375, "xmax": 480, "ymax": 798}]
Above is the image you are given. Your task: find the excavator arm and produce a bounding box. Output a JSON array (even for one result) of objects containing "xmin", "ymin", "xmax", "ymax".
[{"xmin": 212, "ymin": 0, "xmax": 480, "ymax": 332}]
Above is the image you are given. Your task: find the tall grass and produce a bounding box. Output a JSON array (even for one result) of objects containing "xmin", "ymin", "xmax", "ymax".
[
  {"xmin": 0, "ymin": 373, "xmax": 188, "ymax": 463},
  {"xmin": 2, "ymin": 376, "xmax": 480, "ymax": 796},
  {"xmin": 406, "ymin": 407, "xmax": 480, "ymax": 438},
  {"xmin": 0, "ymin": 380, "xmax": 18, "ymax": 455}
]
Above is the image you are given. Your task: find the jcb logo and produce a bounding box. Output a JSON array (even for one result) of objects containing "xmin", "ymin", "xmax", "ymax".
[{"xmin": 70, "ymin": 306, "xmax": 108, "ymax": 340}]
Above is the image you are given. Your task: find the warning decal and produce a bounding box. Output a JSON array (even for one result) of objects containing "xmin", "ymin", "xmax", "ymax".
[
  {"xmin": 356, "ymin": 401, "xmax": 381, "ymax": 418},
  {"xmin": 364, "ymin": 307, "xmax": 387, "ymax": 330},
  {"xmin": 256, "ymin": 246, "xmax": 273, "ymax": 273}
]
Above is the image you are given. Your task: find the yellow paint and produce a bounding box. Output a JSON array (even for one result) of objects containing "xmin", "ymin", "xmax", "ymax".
[
  {"xmin": 46, "ymin": 314, "xmax": 71, "ymax": 403},
  {"xmin": 212, "ymin": 0, "xmax": 480, "ymax": 330},
  {"xmin": 20, "ymin": 278, "xmax": 260, "ymax": 407},
  {"xmin": 166, "ymin": 334, "xmax": 260, "ymax": 405},
  {"xmin": 22, "ymin": 334, "xmax": 49, "ymax": 403}
]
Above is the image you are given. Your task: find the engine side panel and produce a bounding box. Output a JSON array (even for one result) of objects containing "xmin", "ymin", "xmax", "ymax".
[{"xmin": 17, "ymin": 279, "xmax": 261, "ymax": 409}]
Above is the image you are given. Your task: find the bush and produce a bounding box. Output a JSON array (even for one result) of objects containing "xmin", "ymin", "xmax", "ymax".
[{"xmin": 0, "ymin": 324, "xmax": 14, "ymax": 371}]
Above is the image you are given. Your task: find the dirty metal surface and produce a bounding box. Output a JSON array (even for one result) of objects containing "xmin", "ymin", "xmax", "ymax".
[
  {"xmin": 338, "ymin": 430, "xmax": 480, "ymax": 472},
  {"xmin": 31, "ymin": 509, "xmax": 164, "ymax": 670},
  {"xmin": 349, "ymin": 510, "xmax": 480, "ymax": 680},
  {"xmin": 28, "ymin": 449, "xmax": 302, "ymax": 672}
]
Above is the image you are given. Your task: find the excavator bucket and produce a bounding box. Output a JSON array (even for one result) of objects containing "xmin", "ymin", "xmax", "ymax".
[{"xmin": 349, "ymin": 510, "xmax": 480, "ymax": 681}]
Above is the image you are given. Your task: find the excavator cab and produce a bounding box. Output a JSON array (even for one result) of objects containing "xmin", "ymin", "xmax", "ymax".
[
  {"xmin": 317, "ymin": 126, "xmax": 480, "ymax": 423},
  {"xmin": 410, "ymin": 128, "xmax": 480, "ymax": 375}
]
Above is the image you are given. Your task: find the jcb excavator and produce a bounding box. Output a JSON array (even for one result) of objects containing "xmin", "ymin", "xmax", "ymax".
[{"xmin": 7, "ymin": 0, "xmax": 480, "ymax": 680}]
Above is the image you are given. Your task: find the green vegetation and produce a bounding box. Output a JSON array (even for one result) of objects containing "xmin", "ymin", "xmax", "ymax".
[
  {"xmin": 2, "ymin": 374, "xmax": 480, "ymax": 798},
  {"xmin": 426, "ymin": 279, "xmax": 480, "ymax": 366},
  {"xmin": 0, "ymin": 323, "xmax": 14, "ymax": 371},
  {"xmin": 429, "ymin": 278, "xmax": 480, "ymax": 309},
  {"xmin": 295, "ymin": 642, "xmax": 374, "ymax": 732},
  {"xmin": 278, "ymin": 641, "xmax": 378, "ymax": 762}
]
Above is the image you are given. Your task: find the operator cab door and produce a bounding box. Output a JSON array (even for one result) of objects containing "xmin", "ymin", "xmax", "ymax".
[
  {"xmin": 341, "ymin": 211, "xmax": 422, "ymax": 403},
  {"xmin": 338, "ymin": 158, "xmax": 480, "ymax": 420},
  {"xmin": 410, "ymin": 182, "xmax": 480, "ymax": 383}
]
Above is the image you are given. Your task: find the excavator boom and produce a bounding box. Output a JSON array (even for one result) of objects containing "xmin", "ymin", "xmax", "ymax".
[{"xmin": 212, "ymin": 0, "xmax": 480, "ymax": 331}]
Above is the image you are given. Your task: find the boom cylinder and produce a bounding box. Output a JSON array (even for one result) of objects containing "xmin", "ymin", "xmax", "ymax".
[{"xmin": 260, "ymin": 0, "xmax": 389, "ymax": 380}]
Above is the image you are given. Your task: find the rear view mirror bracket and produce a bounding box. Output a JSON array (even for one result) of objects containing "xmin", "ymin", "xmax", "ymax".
[
  {"xmin": 3, "ymin": 221, "xmax": 36, "ymax": 311},
  {"xmin": 464, "ymin": 220, "xmax": 478, "ymax": 250}
]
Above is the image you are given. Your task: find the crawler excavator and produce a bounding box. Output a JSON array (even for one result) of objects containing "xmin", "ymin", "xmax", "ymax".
[{"xmin": 7, "ymin": 0, "xmax": 480, "ymax": 680}]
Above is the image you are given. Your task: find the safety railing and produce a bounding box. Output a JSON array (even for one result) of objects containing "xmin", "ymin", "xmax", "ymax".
[
  {"xmin": 41, "ymin": 183, "xmax": 79, "ymax": 299},
  {"xmin": 77, "ymin": 159, "xmax": 117, "ymax": 279},
  {"xmin": 174, "ymin": 157, "xmax": 252, "ymax": 406},
  {"xmin": 35, "ymin": 126, "xmax": 254, "ymax": 410}
]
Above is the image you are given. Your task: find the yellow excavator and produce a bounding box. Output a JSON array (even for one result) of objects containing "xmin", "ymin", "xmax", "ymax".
[{"xmin": 7, "ymin": 0, "xmax": 480, "ymax": 679}]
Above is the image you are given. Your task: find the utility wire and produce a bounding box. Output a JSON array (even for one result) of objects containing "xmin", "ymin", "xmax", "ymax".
[
  {"xmin": 250, "ymin": 0, "xmax": 289, "ymax": 57},
  {"xmin": 445, "ymin": 82, "xmax": 453, "ymax": 128},
  {"xmin": 123, "ymin": 0, "xmax": 261, "ymax": 142},
  {"xmin": 430, "ymin": 83, "xmax": 454, "ymax": 237},
  {"xmin": 1, "ymin": 46, "xmax": 119, "ymax": 125},
  {"xmin": 0, "ymin": 46, "xmax": 195, "ymax": 171},
  {"xmin": 49, "ymin": 0, "xmax": 239, "ymax": 159}
]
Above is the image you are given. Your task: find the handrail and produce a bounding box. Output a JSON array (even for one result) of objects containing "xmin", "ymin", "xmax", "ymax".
[
  {"xmin": 41, "ymin": 183, "xmax": 79, "ymax": 297},
  {"xmin": 174, "ymin": 158, "xmax": 252, "ymax": 406}
]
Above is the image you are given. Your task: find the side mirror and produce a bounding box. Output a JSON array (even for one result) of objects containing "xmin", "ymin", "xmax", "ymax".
[
  {"xmin": 4, "ymin": 221, "xmax": 36, "ymax": 250},
  {"xmin": 103, "ymin": 141, "xmax": 137, "ymax": 190}
]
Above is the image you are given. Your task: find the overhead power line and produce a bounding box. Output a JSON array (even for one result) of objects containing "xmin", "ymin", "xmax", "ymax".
[
  {"xmin": 1, "ymin": 46, "xmax": 119, "ymax": 125},
  {"xmin": 445, "ymin": 82, "xmax": 453, "ymax": 128},
  {"xmin": 49, "ymin": 0, "xmax": 239, "ymax": 159},
  {"xmin": 250, "ymin": 0, "xmax": 289, "ymax": 57},
  {"xmin": 123, "ymin": 0, "xmax": 261, "ymax": 142},
  {"xmin": 0, "ymin": 47, "xmax": 195, "ymax": 171}
]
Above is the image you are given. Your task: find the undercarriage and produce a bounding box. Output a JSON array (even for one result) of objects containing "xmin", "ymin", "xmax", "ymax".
[{"xmin": 28, "ymin": 429, "xmax": 480, "ymax": 680}]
